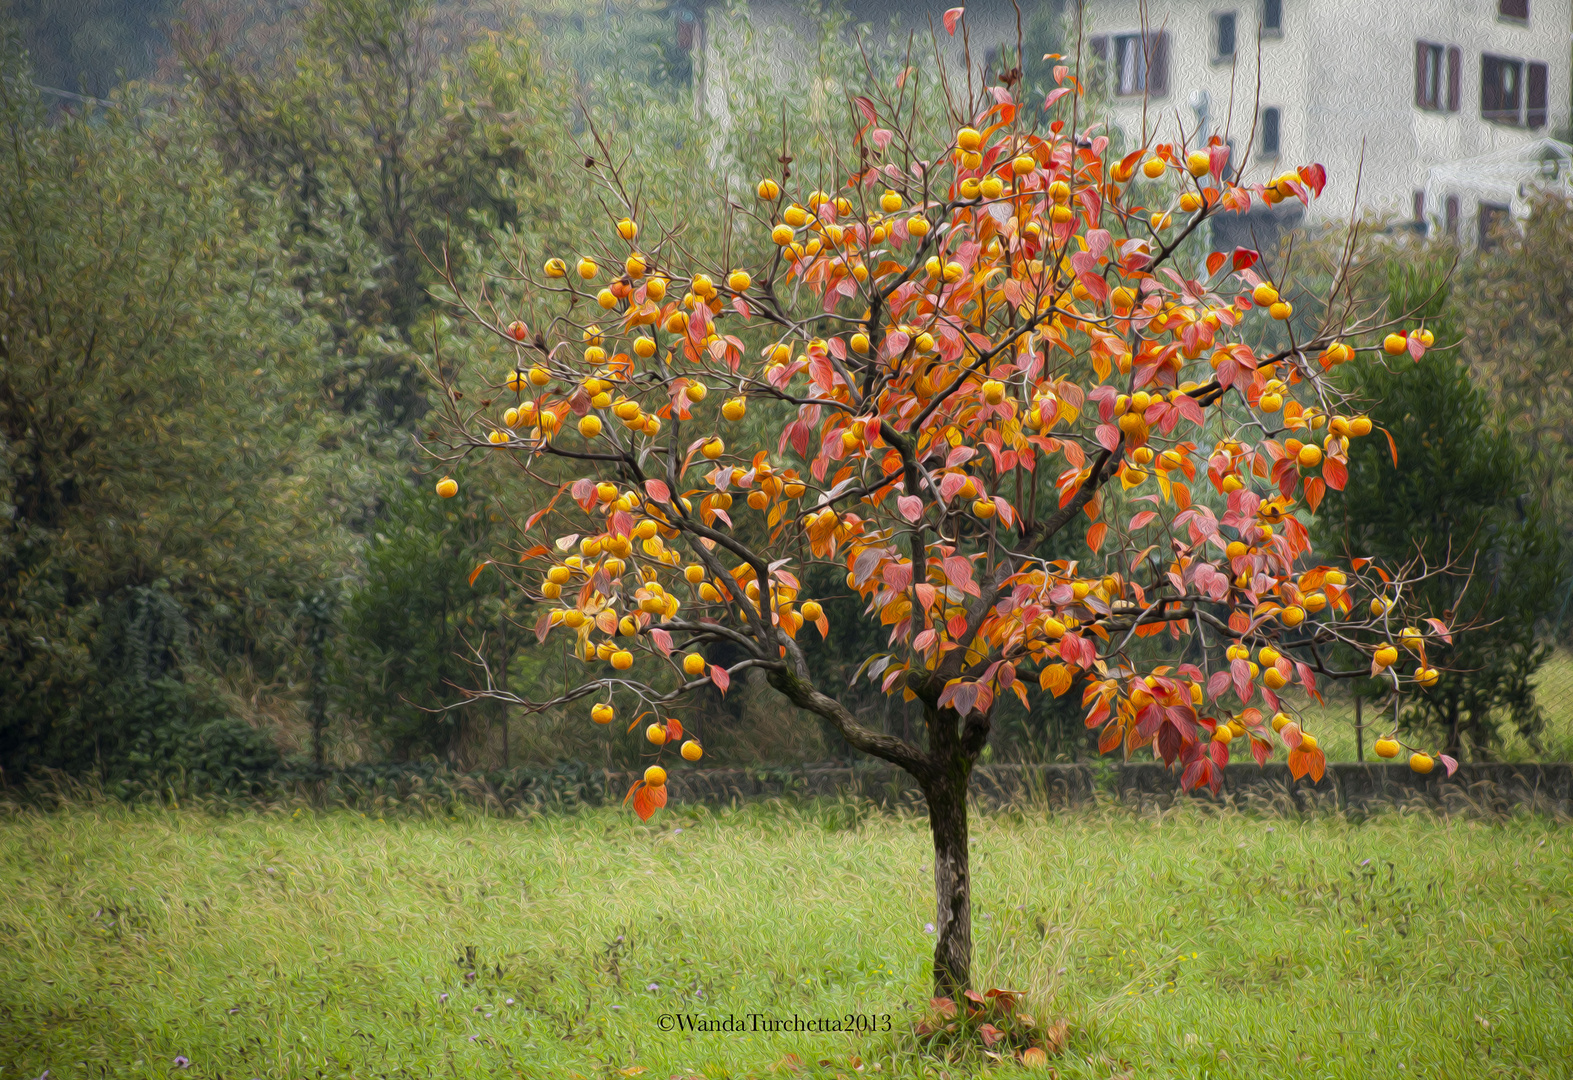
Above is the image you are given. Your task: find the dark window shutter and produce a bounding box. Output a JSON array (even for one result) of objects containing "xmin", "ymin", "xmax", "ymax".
[
  {"xmin": 1445, "ymin": 195, "xmax": 1460, "ymax": 237},
  {"xmin": 1446, "ymin": 47, "xmax": 1461, "ymax": 111},
  {"xmin": 1413, "ymin": 191, "xmax": 1425, "ymax": 223},
  {"xmin": 1527, "ymin": 62, "xmax": 1548, "ymax": 128},
  {"xmin": 1498, "ymin": 0, "xmax": 1529, "ymax": 19},
  {"xmin": 1261, "ymin": 107, "xmax": 1280, "ymax": 155},
  {"xmin": 1482, "ymin": 55, "xmax": 1501, "ymax": 119},
  {"xmin": 1415, "ymin": 42, "xmax": 1427, "ymax": 107},
  {"xmin": 1088, "ymin": 35, "xmax": 1109, "ymax": 90},
  {"xmin": 1148, "ymin": 31, "xmax": 1170, "ymax": 96}
]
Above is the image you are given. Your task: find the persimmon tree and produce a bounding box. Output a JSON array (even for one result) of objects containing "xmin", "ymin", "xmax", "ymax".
[{"xmin": 422, "ymin": 21, "xmax": 1462, "ymax": 997}]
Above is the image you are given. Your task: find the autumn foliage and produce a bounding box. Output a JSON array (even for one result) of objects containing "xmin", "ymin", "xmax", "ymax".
[{"xmin": 425, "ymin": 18, "xmax": 1461, "ymax": 994}]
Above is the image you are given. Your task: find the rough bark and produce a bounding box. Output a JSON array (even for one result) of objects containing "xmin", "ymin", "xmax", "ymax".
[{"xmin": 924, "ymin": 761, "xmax": 974, "ymax": 998}]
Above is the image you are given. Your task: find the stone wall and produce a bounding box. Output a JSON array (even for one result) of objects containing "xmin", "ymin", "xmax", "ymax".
[{"xmin": 611, "ymin": 762, "xmax": 1573, "ymax": 815}]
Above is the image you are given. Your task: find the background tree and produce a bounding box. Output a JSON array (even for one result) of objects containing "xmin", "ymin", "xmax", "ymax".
[
  {"xmin": 425, "ymin": 14, "xmax": 1458, "ymax": 997},
  {"xmin": 1320, "ymin": 256, "xmax": 1563, "ymax": 759},
  {"xmin": 0, "ymin": 47, "xmax": 359, "ymax": 782}
]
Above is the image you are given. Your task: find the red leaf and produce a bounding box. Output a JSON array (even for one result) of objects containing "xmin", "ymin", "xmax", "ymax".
[
  {"xmin": 1095, "ymin": 424, "xmax": 1121, "ymax": 452},
  {"xmin": 650, "ymin": 628, "xmax": 673, "ymax": 655},
  {"xmin": 897, "ymin": 494, "xmax": 924, "ymax": 522},
  {"xmin": 1086, "ymin": 521, "xmax": 1108, "ymax": 551},
  {"xmin": 710, "ymin": 664, "xmax": 731, "ymax": 695},
  {"xmin": 732, "ymin": 296, "xmax": 752, "ymax": 320},
  {"xmin": 943, "ymin": 6, "xmax": 965, "ymax": 35},
  {"xmin": 666, "ymin": 716, "xmax": 684, "ymax": 741},
  {"xmin": 1206, "ymin": 251, "xmax": 1226, "ymax": 276},
  {"xmin": 1307, "ymin": 746, "xmax": 1327, "ymax": 783},
  {"xmin": 944, "ymin": 555, "xmax": 979, "ymax": 596},
  {"xmin": 1231, "ymin": 247, "xmax": 1260, "ymax": 271},
  {"xmin": 853, "ymin": 95, "xmax": 877, "ymax": 123},
  {"xmin": 645, "ymin": 479, "xmax": 671, "ymax": 503},
  {"xmin": 632, "ymin": 783, "xmax": 658, "ymax": 821},
  {"xmin": 1129, "ymin": 510, "xmax": 1158, "ymax": 530},
  {"xmin": 1439, "ymin": 753, "xmax": 1459, "ymax": 777}
]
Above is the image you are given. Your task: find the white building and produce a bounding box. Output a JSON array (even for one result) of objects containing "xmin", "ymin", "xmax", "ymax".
[
  {"xmin": 1082, "ymin": 0, "xmax": 1571, "ymax": 244},
  {"xmin": 693, "ymin": 0, "xmax": 1570, "ymax": 244}
]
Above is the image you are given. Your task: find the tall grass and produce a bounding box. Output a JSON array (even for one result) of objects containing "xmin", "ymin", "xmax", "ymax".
[{"xmin": 1, "ymin": 802, "xmax": 1568, "ymax": 1078}]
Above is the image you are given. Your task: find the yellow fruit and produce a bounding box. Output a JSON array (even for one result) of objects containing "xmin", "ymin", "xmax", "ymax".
[
  {"xmin": 907, "ymin": 216, "xmax": 931, "ymax": 237},
  {"xmin": 633, "ymin": 336, "xmax": 657, "ymax": 358},
  {"xmin": 1252, "ymin": 283, "xmax": 1279, "ymax": 306},
  {"xmin": 684, "ymin": 564, "xmax": 705, "ymax": 584},
  {"xmin": 1213, "ymin": 725, "xmax": 1233, "ymax": 744},
  {"xmin": 702, "ymin": 438, "xmax": 724, "ymax": 459},
  {"xmin": 596, "ymin": 288, "xmax": 618, "ymax": 310},
  {"xmin": 1416, "ymin": 667, "xmax": 1440, "ymax": 687},
  {"xmin": 979, "ymin": 176, "xmax": 1004, "ymax": 199},
  {"xmin": 1383, "ymin": 333, "xmax": 1408, "ymax": 355},
  {"xmin": 1303, "ymin": 592, "xmax": 1328, "ymax": 613},
  {"xmin": 616, "ymin": 217, "xmax": 638, "ymax": 241},
  {"xmin": 1271, "ymin": 712, "xmax": 1291, "ymax": 732},
  {"xmin": 1350, "ymin": 416, "xmax": 1373, "ymax": 436},
  {"xmin": 1150, "ymin": 212, "xmax": 1172, "ymax": 231},
  {"xmin": 1179, "ymin": 192, "xmax": 1202, "ymax": 212},
  {"xmin": 722, "ymin": 397, "xmax": 746, "ymax": 421},
  {"xmin": 1373, "ymin": 738, "xmax": 1400, "ymax": 758},
  {"xmin": 611, "ymin": 650, "xmax": 634, "ymax": 670},
  {"xmin": 757, "ymin": 178, "xmax": 780, "ymax": 200},
  {"xmin": 529, "ymin": 366, "xmax": 551, "ymax": 386},
  {"xmin": 644, "ymin": 765, "xmax": 667, "ymax": 786},
  {"xmin": 1417, "ymin": 328, "xmax": 1435, "ymax": 347},
  {"xmin": 543, "ymin": 257, "xmax": 567, "ymax": 278},
  {"xmin": 1185, "ymin": 150, "xmax": 1211, "ymax": 176},
  {"xmin": 681, "ymin": 740, "xmax": 703, "ymax": 762},
  {"xmin": 880, "ymin": 190, "xmax": 903, "ymax": 212},
  {"xmin": 1297, "ymin": 444, "xmax": 1322, "ymax": 468},
  {"xmin": 800, "ymin": 600, "xmax": 823, "ymax": 622},
  {"xmin": 576, "ymin": 257, "xmax": 598, "ymax": 279},
  {"xmin": 1142, "ymin": 157, "xmax": 1166, "ymax": 179},
  {"xmin": 981, "ymin": 380, "xmax": 1005, "ymax": 405},
  {"xmin": 563, "ymin": 609, "xmax": 585, "ymax": 629},
  {"xmin": 1012, "ymin": 154, "xmax": 1036, "ymax": 175},
  {"xmin": 956, "ymin": 127, "xmax": 982, "ymax": 152},
  {"xmin": 1270, "ymin": 301, "xmax": 1293, "ymax": 320},
  {"xmin": 591, "ymin": 703, "xmax": 614, "ymax": 724},
  {"xmin": 1281, "ymin": 606, "xmax": 1305, "ymax": 627},
  {"xmin": 1399, "ymin": 626, "xmax": 1423, "ymax": 651},
  {"xmin": 1409, "ymin": 752, "xmax": 1434, "ymax": 774},
  {"xmin": 434, "ymin": 476, "xmax": 458, "ymax": 498},
  {"xmin": 682, "ymin": 653, "xmax": 706, "ymax": 677},
  {"xmin": 624, "ymin": 253, "xmax": 646, "ymax": 278},
  {"xmin": 973, "ymin": 498, "xmax": 996, "ymax": 518},
  {"xmin": 1260, "ymin": 392, "xmax": 1283, "ymax": 412},
  {"xmin": 1374, "ymin": 645, "xmax": 1399, "ymax": 668},
  {"xmin": 1259, "ymin": 646, "xmax": 1281, "ymax": 666},
  {"xmin": 645, "ymin": 723, "xmax": 667, "ymax": 746},
  {"xmin": 850, "ymin": 332, "xmax": 870, "ymax": 353},
  {"xmin": 578, "ymin": 414, "xmax": 602, "ymax": 439}
]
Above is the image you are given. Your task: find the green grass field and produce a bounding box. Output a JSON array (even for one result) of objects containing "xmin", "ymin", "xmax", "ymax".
[{"xmin": 1, "ymin": 803, "xmax": 1569, "ymax": 1079}]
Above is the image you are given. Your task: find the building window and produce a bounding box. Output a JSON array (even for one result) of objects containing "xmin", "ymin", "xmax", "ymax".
[
  {"xmin": 1259, "ymin": 106, "xmax": 1281, "ymax": 157},
  {"xmin": 1413, "ymin": 191, "xmax": 1425, "ymax": 224},
  {"xmin": 1478, "ymin": 202, "xmax": 1511, "ymax": 250},
  {"xmin": 1498, "ymin": 0, "xmax": 1528, "ymax": 21},
  {"xmin": 1482, "ymin": 54, "xmax": 1524, "ymax": 124},
  {"xmin": 1527, "ymin": 62, "xmax": 1549, "ymax": 128},
  {"xmin": 1105, "ymin": 31, "xmax": 1170, "ymax": 97},
  {"xmin": 1213, "ymin": 12, "xmax": 1238, "ymax": 61},
  {"xmin": 1416, "ymin": 43, "xmax": 1445, "ymax": 109},
  {"xmin": 1447, "ymin": 46, "xmax": 1462, "ymax": 111},
  {"xmin": 1262, "ymin": 0, "xmax": 1282, "ymax": 34},
  {"xmin": 1445, "ymin": 195, "xmax": 1460, "ymax": 238}
]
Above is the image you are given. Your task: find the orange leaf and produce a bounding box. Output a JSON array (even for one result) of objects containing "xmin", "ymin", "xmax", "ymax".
[
  {"xmin": 468, "ymin": 561, "xmax": 492, "ymax": 586},
  {"xmin": 1086, "ymin": 521, "xmax": 1108, "ymax": 551}
]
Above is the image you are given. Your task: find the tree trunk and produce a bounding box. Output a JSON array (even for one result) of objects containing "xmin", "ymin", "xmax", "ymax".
[
  {"xmin": 1445, "ymin": 696, "xmax": 1462, "ymax": 760},
  {"xmin": 924, "ymin": 762, "xmax": 974, "ymax": 999}
]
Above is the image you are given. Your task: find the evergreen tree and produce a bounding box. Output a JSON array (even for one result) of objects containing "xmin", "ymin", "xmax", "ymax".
[{"xmin": 1319, "ymin": 257, "xmax": 1563, "ymax": 758}]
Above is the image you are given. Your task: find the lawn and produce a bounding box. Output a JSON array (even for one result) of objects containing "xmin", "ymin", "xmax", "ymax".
[{"xmin": 1, "ymin": 802, "xmax": 1569, "ymax": 1079}]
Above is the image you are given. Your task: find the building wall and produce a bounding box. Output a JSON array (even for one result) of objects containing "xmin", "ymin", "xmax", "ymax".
[{"xmin": 1083, "ymin": 0, "xmax": 1570, "ymax": 225}]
